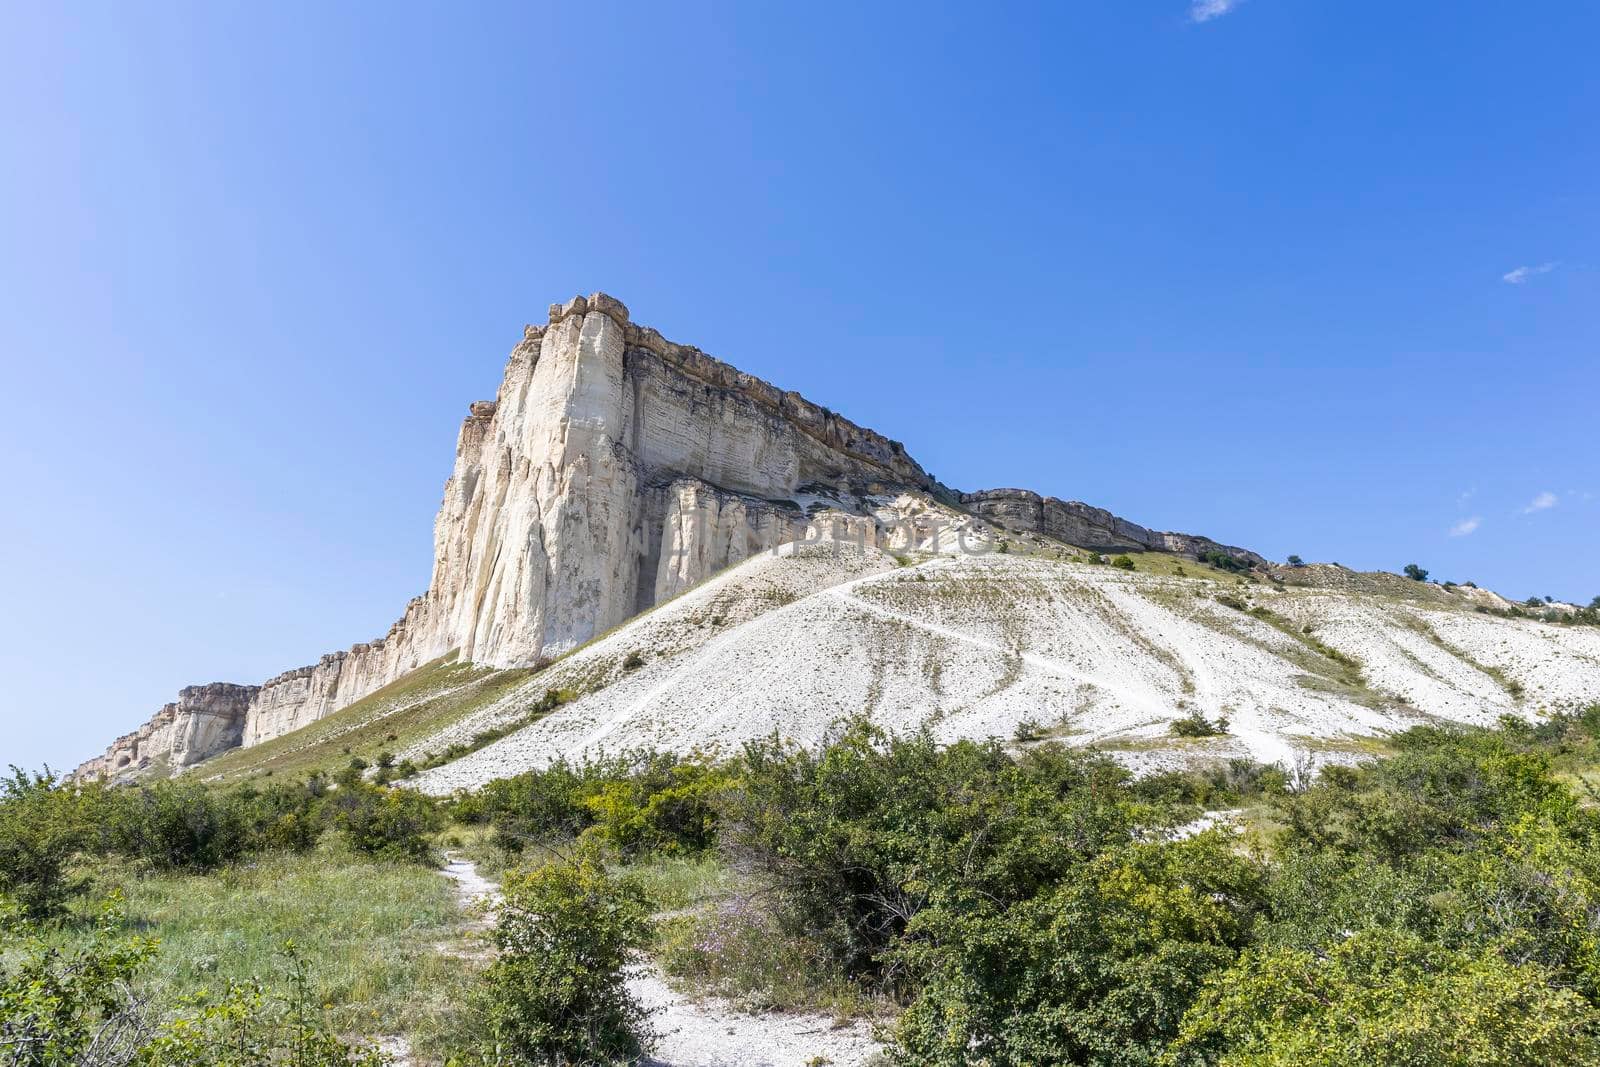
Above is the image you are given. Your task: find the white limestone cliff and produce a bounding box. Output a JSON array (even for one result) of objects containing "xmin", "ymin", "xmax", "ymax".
[
  {"xmin": 74, "ymin": 292, "xmax": 1260, "ymax": 779},
  {"xmin": 74, "ymin": 683, "xmax": 256, "ymax": 781}
]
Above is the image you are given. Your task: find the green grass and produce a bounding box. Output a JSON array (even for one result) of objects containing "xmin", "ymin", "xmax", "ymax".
[
  {"xmin": 618, "ymin": 853, "xmax": 737, "ymax": 913},
  {"xmin": 1109, "ymin": 550, "xmax": 1252, "ymax": 583},
  {"xmin": 198, "ymin": 656, "xmax": 538, "ymax": 784},
  {"xmin": 53, "ymin": 845, "xmax": 477, "ymax": 1059}
]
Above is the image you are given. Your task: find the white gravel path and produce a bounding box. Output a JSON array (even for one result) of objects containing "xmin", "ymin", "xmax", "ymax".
[
  {"xmin": 435, "ymin": 856, "xmax": 884, "ymax": 1067},
  {"xmin": 631, "ymin": 968, "xmax": 883, "ymax": 1067}
]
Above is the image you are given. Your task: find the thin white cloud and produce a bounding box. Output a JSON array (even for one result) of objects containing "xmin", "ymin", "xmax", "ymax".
[
  {"xmin": 1502, "ymin": 262, "xmax": 1558, "ymax": 284},
  {"xmin": 1449, "ymin": 517, "xmax": 1481, "ymax": 538},
  {"xmin": 1522, "ymin": 491, "xmax": 1559, "ymax": 514},
  {"xmin": 1190, "ymin": 0, "xmax": 1244, "ymax": 22}
]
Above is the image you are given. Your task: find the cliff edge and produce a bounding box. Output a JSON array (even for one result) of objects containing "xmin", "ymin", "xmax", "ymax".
[{"xmin": 74, "ymin": 292, "xmax": 1259, "ymax": 780}]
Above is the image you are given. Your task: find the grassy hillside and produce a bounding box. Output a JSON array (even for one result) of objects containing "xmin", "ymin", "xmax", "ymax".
[{"xmin": 196, "ymin": 655, "xmax": 540, "ymax": 784}]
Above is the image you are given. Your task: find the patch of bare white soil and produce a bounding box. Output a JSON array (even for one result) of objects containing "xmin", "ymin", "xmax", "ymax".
[
  {"xmin": 409, "ymin": 548, "xmax": 1600, "ymax": 795},
  {"xmin": 631, "ymin": 968, "xmax": 883, "ymax": 1067}
]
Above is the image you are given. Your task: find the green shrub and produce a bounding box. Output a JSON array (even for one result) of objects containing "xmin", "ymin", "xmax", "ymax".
[
  {"xmin": 1199, "ymin": 550, "xmax": 1250, "ymax": 574},
  {"xmin": 1111, "ymin": 554, "xmax": 1136, "ymax": 570},
  {"xmin": 580, "ymin": 754, "xmax": 735, "ymax": 857},
  {"xmin": 1404, "ymin": 563, "xmax": 1429, "ymax": 582},
  {"xmin": 1170, "ymin": 711, "xmax": 1229, "ymax": 738},
  {"xmin": 474, "ymin": 847, "xmax": 650, "ymax": 1064},
  {"xmin": 0, "ymin": 768, "xmax": 96, "ymax": 919},
  {"xmin": 1170, "ymin": 928, "xmax": 1600, "ymax": 1066},
  {"xmin": 0, "ymin": 893, "xmax": 158, "ymax": 1061},
  {"xmin": 895, "ymin": 833, "xmax": 1264, "ymax": 1065},
  {"xmin": 1013, "ymin": 718, "xmax": 1046, "ymax": 742},
  {"xmin": 727, "ymin": 724, "xmax": 1138, "ymax": 986},
  {"xmin": 326, "ymin": 783, "xmax": 440, "ymax": 863},
  {"xmin": 473, "ymin": 760, "xmax": 594, "ymax": 850},
  {"xmin": 106, "ymin": 779, "xmax": 254, "ymax": 872}
]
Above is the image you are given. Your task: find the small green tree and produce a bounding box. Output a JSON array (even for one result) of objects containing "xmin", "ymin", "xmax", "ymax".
[
  {"xmin": 326, "ymin": 783, "xmax": 440, "ymax": 863},
  {"xmin": 105, "ymin": 778, "xmax": 252, "ymax": 872},
  {"xmin": 1111, "ymin": 554, "xmax": 1136, "ymax": 571},
  {"xmin": 1403, "ymin": 563, "xmax": 1429, "ymax": 582},
  {"xmin": 0, "ymin": 768, "xmax": 93, "ymax": 919},
  {"xmin": 475, "ymin": 847, "xmax": 650, "ymax": 1065},
  {"xmin": 1286, "ymin": 555, "xmax": 1304, "ymax": 567}
]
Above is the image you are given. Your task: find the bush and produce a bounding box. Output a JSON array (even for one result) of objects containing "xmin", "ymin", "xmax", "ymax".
[
  {"xmin": 580, "ymin": 754, "xmax": 735, "ymax": 857},
  {"xmin": 326, "ymin": 783, "xmax": 441, "ymax": 863},
  {"xmin": 0, "ymin": 893, "xmax": 158, "ymax": 1061},
  {"xmin": 1286, "ymin": 555, "xmax": 1304, "ymax": 567},
  {"xmin": 1404, "ymin": 563, "xmax": 1429, "ymax": 582},
  {"xmin": 726, "ymin": 724, "xmax": 1138, "ymax": 987},
  {"xmin": 1111, "ymin": 554, "xmax": 1136, "ymax": 570},
  {"xmin": 1013, "ymin": 718, "xmax": 1046, "ymax": 742},
  {"xmin": 105, "ymin": 778, "xmax": 254, "ymax": 872},
  {"xmin": 895, "ymin": 833, "xmax": 1264, "ymax": 1065},
  {"xmin": 1170, "ymin": 710, "xmax": 1229, "ymax": 738},
  {"xmin": 1199, "ymin": 550, "xmax": 1250, "ymax": 574},
  {"xmin": 1170, "ymin": 929, "xmax": 1600, "ymax": 1066},
  {"xmin": 473, "ymin": 761, "xmax": 594, "ymax": 850},
  {"xmin": 0, "ymin": 768, "xmax": 95, "ymax": 919},
  {"xmin": 474, "ymin": 847, "xmax": 650, "ymax": 1064}
]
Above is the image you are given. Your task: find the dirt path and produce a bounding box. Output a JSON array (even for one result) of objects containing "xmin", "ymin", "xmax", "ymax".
[
  {"xmin": 441, "ymin": 854, "xmax": 501, "ymax": 915},
  {"xmin": 435, "ymin": 855, "xmax": 884, "ymax": 1067}
]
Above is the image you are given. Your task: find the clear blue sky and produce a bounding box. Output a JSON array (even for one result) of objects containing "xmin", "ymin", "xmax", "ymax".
[{"xmin": 2, "ymin": 2, "xmax": 1596, "ymax": 772}]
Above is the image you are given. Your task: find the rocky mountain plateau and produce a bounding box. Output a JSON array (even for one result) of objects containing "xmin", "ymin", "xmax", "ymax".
[{"xmin": 74, "ymin": 293, "xmax": 1596, "ymax": 784}]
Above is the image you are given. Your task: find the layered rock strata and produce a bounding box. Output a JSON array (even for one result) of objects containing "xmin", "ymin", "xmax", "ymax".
[
  {"xmin": 73, "ymin": 683, "xmax": 257, "ymax": 781},
  {"xmin": 75, "ymin": 292, "xmax": 1261, "ymax": 779},
  {"xmin": 961, "ymin": 488, "xmax": 1264, "ymax": 565}
]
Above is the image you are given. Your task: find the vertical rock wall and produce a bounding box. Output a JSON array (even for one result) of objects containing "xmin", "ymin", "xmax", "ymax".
[
  {"xmin": 75, "ymin": 683, "xmax": 256, "ymax": 780},
  {"xmin": 75, "ymin": 290, "xmax": 1261, "ymax": 780}
]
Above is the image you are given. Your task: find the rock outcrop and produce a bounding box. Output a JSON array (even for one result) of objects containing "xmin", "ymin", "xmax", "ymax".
[
  {"xmin": 74, "ymin": 292, "xmax": 1262, "ymax": 779},
  {"xmin": 960, "ymin": 489, "xmax": 1264, "ymax": 565},
  {"xmin": 74, "ymin": 683, "xmax": 257, "ymax": 781}
]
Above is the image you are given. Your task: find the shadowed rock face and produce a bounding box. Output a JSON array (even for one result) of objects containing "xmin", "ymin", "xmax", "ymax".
[
  {"xmin": 960, "ymin": 489, "xmax": 1264, "ymax": 565},
  {"xmin": 74, "ymin": 292, "xmax": 1262, "ymax": 779},
  {"xmin": 74, "ymin": 683, "xmax": 257, "ymax": 781}
]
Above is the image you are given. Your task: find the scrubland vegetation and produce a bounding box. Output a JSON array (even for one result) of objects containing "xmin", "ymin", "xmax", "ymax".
[{"xmin": 9, "ymin": 705, "xmax": 1600, "ymax": 1064}]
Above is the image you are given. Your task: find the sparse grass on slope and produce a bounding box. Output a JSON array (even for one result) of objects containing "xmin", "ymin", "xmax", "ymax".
[
  {"xmin": 50, "ymin": 845, "xmax": 476, "ymax": 1059},
  {"xmin": 198, "ymin": 655, "xmax": 538, "ymax": 784}
]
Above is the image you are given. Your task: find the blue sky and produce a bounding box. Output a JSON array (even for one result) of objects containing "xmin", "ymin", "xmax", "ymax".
[{"xmin": 2, "ymin": 2, "xmax": 1596, "ymax": 772}]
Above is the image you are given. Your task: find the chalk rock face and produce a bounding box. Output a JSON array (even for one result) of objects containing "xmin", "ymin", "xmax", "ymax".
[
  {"xmin": 406, "ymin": 294, "xmax": 945, "ymax": 679},
  {"xmin": 74, "ymin": 291, "xmax": 1264, "ymax": 779},
  {"xmin": 75, "ymin": 683, "xmax": 257, "ymax": 780},
  {"xmin": 960, "ymin": 488, "xmax": 1265, "ymax": 566}
]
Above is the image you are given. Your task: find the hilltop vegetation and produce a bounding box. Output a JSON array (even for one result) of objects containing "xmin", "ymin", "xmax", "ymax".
[{"xmin": 10, "ymin": 704, "xmax": 1600, "ymax": 1064}]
